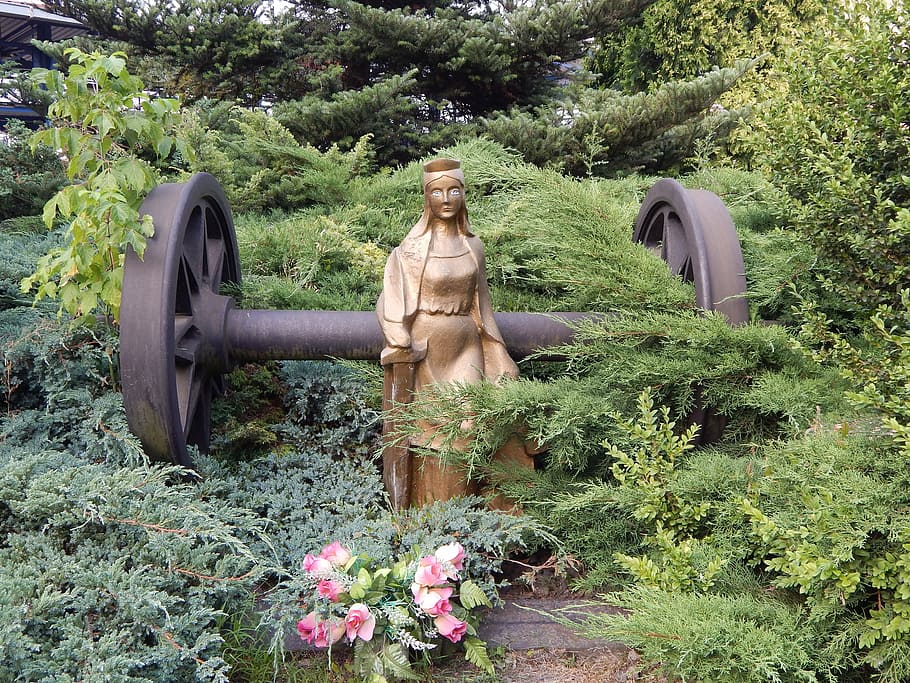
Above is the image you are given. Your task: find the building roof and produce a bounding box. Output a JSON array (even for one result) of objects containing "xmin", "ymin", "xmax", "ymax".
[{"xmin": 0, "ymin": 1, "xmax": 87, "ymax": 43}]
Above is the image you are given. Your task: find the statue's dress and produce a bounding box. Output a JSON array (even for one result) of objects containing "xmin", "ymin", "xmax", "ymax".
[{"xmin": 411, "ymin": 248, "xmax": 484, "ymax": 388}]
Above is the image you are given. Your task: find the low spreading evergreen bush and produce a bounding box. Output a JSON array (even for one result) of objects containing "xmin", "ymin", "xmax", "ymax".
[
  {"xmin": 0, "ymin": 221, "xmax": 543, "ymax": 680},
  {"xmin": 178, "ymin": 104, "xmax": 375, "ymax": 214},
  {"xmin": 0, "ymin": 311, "xmax": 270, "ymax": 681},
  {"xmin": 564, "ymin": 585, "xmax": 827, "ymax": 683},
  {"xmin": 0, "ymin": 120, "xmax": 66, "ymax": 221}
]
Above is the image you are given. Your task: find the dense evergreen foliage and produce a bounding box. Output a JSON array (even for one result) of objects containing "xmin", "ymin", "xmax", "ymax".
[
  {"xmin": 0, "ymin": 120, "xmax": 66, "ymax": 221},
  {"xmin": 39, "ymin": 0, "xmax": 750, "ymax": 172},
  {"xmin": 589, "ymin": 0, "xmax": 822, "ymax": 92},
  {"xmin": 745, "ymin": 0, "xmax": 910, "ymax": 316},
  {"xmin": 41, "ymin": 0, "xmax": 297, "ymax": 104},
  {"xmin": 0, "ymin": 145, "xmax": 554, "ymax": 680}
]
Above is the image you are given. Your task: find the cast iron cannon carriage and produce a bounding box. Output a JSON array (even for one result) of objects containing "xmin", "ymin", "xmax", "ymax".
[{"xmin": 120, "ymin": 173, "xmax": 748, "ymax": 470}]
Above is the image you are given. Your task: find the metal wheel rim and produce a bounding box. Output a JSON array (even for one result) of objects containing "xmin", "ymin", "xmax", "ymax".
[
  {"xmin": 121, "ymin": 173, "xmax": 241, "ymax": 466},
  {"xmin": 633, "ymin": 178, "xmax": 749, "ymax": 325}
]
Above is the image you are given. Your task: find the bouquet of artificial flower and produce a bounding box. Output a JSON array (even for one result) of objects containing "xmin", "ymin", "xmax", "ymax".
[{"xmin": 296, "ymin": 540, "xmax": 494, "ymax": 681}]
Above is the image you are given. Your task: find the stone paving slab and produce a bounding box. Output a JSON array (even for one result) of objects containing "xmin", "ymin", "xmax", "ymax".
[{"xmin": 477, "ymin": 598, "xmax": 626, "ymax": 651}]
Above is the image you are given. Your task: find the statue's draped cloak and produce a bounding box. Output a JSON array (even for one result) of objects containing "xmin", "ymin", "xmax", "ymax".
[{"xmin": 376, "ymin": 231, "xmax": 518, "ymax": 382}]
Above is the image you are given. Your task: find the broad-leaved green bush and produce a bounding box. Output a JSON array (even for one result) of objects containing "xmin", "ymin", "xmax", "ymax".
[
  {"xmin": 738, "ymin": 431, "xmax": 910, "ymax": 682},
  {"xmin": 589, "ymin": 0, "xmax": 821, "ymax": 94},
  {"xmin": 608, "ymin": 390, "xmax": 724, "ymax": 593},
  {"xmin": 22, "ymin": 49, "xmax": 192, "ymax": 322},
  {"xmin": 543, "ymin": 363, "xmax": 910, "ymax": 680},
  {"xmin": 744, "ymin": 0, "xmax": 910, "ymax": 317}
]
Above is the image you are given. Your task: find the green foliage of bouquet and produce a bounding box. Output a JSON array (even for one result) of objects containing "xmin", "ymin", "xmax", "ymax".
[{"xmin": 295, "ymin": 541, "xmax": 494, "ymax": 682}]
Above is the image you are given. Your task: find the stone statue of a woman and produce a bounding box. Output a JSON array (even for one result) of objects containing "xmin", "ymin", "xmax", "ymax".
[{"xmin": 376, "ymin": 158, "xmax": 529, "ymax": 507}]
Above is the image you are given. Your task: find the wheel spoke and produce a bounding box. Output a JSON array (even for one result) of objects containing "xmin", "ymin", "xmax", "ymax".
[
  {"xmin": 175, "ymin": 258, "xmax": 195, "ymax": 316},
  {"xmin": 206, "ymin": 237, "xmax": 226, "ymax": 290},
  {"xmin": 175, "ymin": 328, "xmax": 201, "ymax": 365},
  {"xmin": 176, "ymin": 360, "xmax": 203, "ymax": 436},
  {"xmin": 175, "ymin": 362, "xmax": 193, "ymax": 432},
  {"xmin": 640, "ymin": 210, "xmax": 665, "ymax": 257},
  {"xmin": 186, "ymin": 380, "xmax": 212, "ymax": 449},
  {"xmin": 680, "ymin": 257, "xmax": 694, "ymax": 283},
  {"xmin": 174, "ymin": 315, "xmax": 194, "ymax": 346},
  {"xmin": 663, "ymin": 211, "xmax": 689, "ymax": 275}
]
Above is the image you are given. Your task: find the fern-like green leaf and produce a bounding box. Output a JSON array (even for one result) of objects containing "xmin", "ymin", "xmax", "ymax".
[
  {"xmin": 459, "ymin": 579, "xmax": 493, "ymax": 609},
  {"xmin": 381, "ymin": 641, "xmax": 420, "ymax": 680},
  {"xmin": 353, "ymin": 639, "xmax": 383, "ymax": 680},
  {"xmin": 463, "ymin": 636, "xmax": 495, "ymax": 674}
]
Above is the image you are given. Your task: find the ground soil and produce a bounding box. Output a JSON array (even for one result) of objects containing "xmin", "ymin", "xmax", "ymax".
[
  {"xmin": 429, "ymin": 646, "xmax": 667, "ymax": 683},
  {"xmin": 494, "ymin": 648, "xmax": 664, "ymax": 683},
  {"xmin": 433, "ymin": 567, "xmax": 668, "ymax": 683}
]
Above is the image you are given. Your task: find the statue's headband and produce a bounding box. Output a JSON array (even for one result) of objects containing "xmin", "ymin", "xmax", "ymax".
[{"xmin": 423, "ymin": 158, "xmax": 464, "ymax": 189}]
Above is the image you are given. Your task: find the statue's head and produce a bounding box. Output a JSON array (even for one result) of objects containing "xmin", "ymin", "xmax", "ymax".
[{"xmin": 415, "ymin": 158, "xmax": 470, "ymax": 233}]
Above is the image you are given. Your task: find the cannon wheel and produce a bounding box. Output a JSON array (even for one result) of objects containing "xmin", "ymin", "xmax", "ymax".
[
  {"xmin": 121, "ymin": 173, "xmax": 241, "ymax": 466},
  {"xmin": 633, "ymin": 179, "xmax": 749, "ymax": 325}
]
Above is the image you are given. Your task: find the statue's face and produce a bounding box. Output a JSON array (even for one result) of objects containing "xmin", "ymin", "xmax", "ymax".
[{"xmin": 425, "ymin": 177, "xmax": 464, "ymax": 220}]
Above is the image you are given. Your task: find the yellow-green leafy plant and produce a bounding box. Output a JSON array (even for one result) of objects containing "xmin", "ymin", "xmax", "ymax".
[
  {"xmin": 610, "ymin": 389, "xmax": 725, "ymax": 591},
  {"xmin": 21, "ymin": 48, "xmax": 192, "ymax": 323}
]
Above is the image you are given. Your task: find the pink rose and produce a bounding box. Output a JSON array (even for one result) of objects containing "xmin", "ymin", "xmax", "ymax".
[
  {"xmin": 434, "ymin": 542, "xmax": 466, "ymax": 574},
  {"xmin": 422, "ymin": 591, "xmax": 453, "ymax": 617},
  {"xmin": 412, "ymin": 584, "xmax": 454, "ymax": 616},
  {"xmin": 411, "ymin": 581, "xmax": 428, "ymax": 603},
  {"xmin": 317, "ymin": 579, "xmax": 344, "ymax": 602},
  {"xmin": 319, "ymin": 541, "xmax": 352, "ymax": 567},
  {"xmin": 345, "ymin": 603, "xmax": 376, "ymax": 642},
  {"xmin": 296, "ymin": 612, "xmax": 319, "ymax": 644},
  {"xmin": 414, "ymin": 556, "xmax": 445, "ymax": 587},
  {"xmin": 313, "ymin": 619, "xmax": 345, "ymax": 648},
  {"xmin": 302, "ymin": 554, "xmax": 332, "ymax": 574},
  {"xmin": 434, "ymin": 612, "xmax": 468, "ymax": 643}
]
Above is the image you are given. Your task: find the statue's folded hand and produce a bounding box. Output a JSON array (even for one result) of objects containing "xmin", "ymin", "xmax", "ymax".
[{"xmin": 385, "ymin": 332, "xmax": 411, "ymax": 348}]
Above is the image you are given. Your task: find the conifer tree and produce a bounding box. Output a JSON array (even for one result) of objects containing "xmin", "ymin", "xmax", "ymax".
[
  {"xmin": 482, "ymin": 60, "xmax": 755, "ymax": 175},
  {"xmin": 44, "ymin": 0, "xmax": 752, "ymax": 171},
  {"xmin": 275, "ymin": 0, "xmax": 752, "ymax": 170},
  {"xmin": 42, "ymin": 0, "xmax": 306, "ymax": 103}
]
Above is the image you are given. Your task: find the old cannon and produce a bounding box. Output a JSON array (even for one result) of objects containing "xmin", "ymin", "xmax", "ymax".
[{"xmin": 120, "ymin": 173, "xmax": 748, "ymax": 469}]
